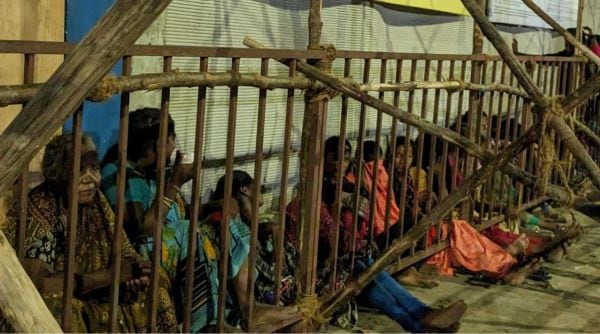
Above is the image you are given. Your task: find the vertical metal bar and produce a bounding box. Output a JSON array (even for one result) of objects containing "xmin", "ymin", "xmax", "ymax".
[
  {"xmin": 246, "ymin": 58, "xmax": 269, "ymax": 330},
  {"xmin": 414, "ymin": 60, "xmax": 430, "ymax": 249},
  {"xmin": 542, "ymin": 61, "xmax": 550, "ymax": 95},
  {"xmin": 366, "ymin": 59, "xmax": 387, "ymax": 251},
  {"xmin": 350, "ymin": 58, "xmax": 370, "ymax": 271},
  {"xmin": 501, "ymin": 73, "xmax": 516, "ymax": 215},
  {"xmin": 383, "ymin": 59, "xmax": 402, "ymax": 249},
  {"xmin": 451, "ymin": 61, "xmax": 468, "ymax": 201},
  {"xmin": 516, "ymin": 84, "xmax": 531, "ymax": 214},
  {"xmin": 549, "ymin": 62, "xmax": 557, "ymax": 96},
  {"xmin": 108, "ymin": 56, "xmax": 132, "ymax": 332},
  {"xmin": 16, "ymin": 53, "xmax": 35, "ymax": 259},
  {"xmin": 427, "ymin": 61, "xmax": 443, "ymax": 214},
  {"xmin": 61, "ymin": 106, "xmax": 83, "ymax": 331},
  {"xmin": 560, "ymin": 62, "xmax": 569, "ymax": 95},
  {"xmin": 475, "ymin": 61, "xmax": 489, "ymax": 221},
  {"xmin": 398, "ymin": 60, "xmax": 417, "ymax": 241},
  {"xmin": 273, "ymin": 59, "xmax": 297, "ymax": 303},
  {"xmin": 148, "ymin": 55, "xmax": 172, "ymax": 332},
  {"xmin": 489, "ymin": 62, "xmax": 507, "ymax": 214},
  {"xmin": 329, "ymin": 58, "xmax": 351, "ymax": 293},
  {"xmin": 440, "ymin": 60, "xmax": 456, "ymax": 203},
  {"xmin": 217, "ymin": 57, "xmax": 240, "ymax": 332},
  {"xmin": 482, "ymin": 61, "xmax": 498, "ymax": 219},
  {"xmin": 182, "ymin": 57, "xmax": 209, "ymax": 332}
]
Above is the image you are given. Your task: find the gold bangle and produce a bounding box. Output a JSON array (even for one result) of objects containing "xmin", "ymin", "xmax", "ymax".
[{"xmin": 162, "ymin": 196, "xmax": 175, "ymax": 208}]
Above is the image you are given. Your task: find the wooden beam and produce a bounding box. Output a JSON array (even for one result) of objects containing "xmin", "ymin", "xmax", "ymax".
[
  {"xmin": 295, "ymin": 1, "xmax": 327, "ymax": 331},
  {"xmin": 0, "ymin": 232, "xmax": 62, "ymax": 333},
  {"xmin": 549, "ymin": 115, "xmax": 600, "ymax": 189},
  {"xmin": 561, "ymin": 72, "xmax": 600, "ymax": 113},
  {"xmin": 0, "ymin": 0, "xmax": 173, "ymax": 194},
  {"xmin": 573, "ymin": 118, "xmax": 600, "ymax": 148},
  {"xmin": 321, "ymin": 124, "xmax": 539, "ymax": 317},
  {"xmin": 461, "ymin": 0, "xmax": 544, "ymax": 102},
  {"xmin": 521, "ymin": 0, "xmax": 600, "ymax": 67}
]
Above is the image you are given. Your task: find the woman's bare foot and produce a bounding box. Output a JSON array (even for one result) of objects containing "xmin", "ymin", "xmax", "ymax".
[
  {"xmin": 502, "ymin": 258, "xmax": 544, "ymax": 285},
  {"xmin": 396, "ymin": 266, "xmax": 439, "ymax": 289},
  {"xmin": 421, "ymin": 300, "xmax": 467, "ymax": 331},
  {"xmin": 506, "ymin": 233, "xmax": 529, "ymax": 256},
  {"xmin": 547, "ymin": 242, "xmax": 570, "ymax": 263}
]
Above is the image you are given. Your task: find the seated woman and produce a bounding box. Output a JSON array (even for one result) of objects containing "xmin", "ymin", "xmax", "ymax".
[
  {"xmin": 206, "ymin": 171, "xmax": 299, "ymax": 317},
  {"xmin": 287, "ymin": 136, "xmax": 467, "ymax": 333},
  {"xmin": 101, "ymin": 108, "xmax": 290, "ymax": 331},
  {"xmin": 3, "ymin": 134, "xmax": 177, "ymax": 332},
  {"xmin": 360, "ymin": 139, "xmax": 439, "ymax": 288}
]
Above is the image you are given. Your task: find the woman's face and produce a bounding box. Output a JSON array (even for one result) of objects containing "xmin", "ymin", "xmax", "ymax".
[
  {"xmin": 394, "ymin": 144, "xmax": 413, "ymax": 173},
  {"xmin": 77, "ymin": 151, "xmax": 101, "ymax": 204},
  {"xmin": 238, "ymin": 183, "xmax": 263, "ymax": 220},
  {"xmin": 324, "ymin": 146, "xmax": 352, "ymax": 181}
]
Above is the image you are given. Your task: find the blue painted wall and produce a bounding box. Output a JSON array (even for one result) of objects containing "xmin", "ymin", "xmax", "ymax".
[{"xmin": 64, "ymin": 0, "xmax": 121, "ymax": 160}]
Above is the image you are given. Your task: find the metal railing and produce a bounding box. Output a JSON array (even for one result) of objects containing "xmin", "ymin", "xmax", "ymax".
[{"xmin": 0, "ymin": 39, "xmax": 594, "ymax": 332}]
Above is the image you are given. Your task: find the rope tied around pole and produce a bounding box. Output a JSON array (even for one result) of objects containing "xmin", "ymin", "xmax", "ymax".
[
  {"xmin": 88, "ymin": 74, "xmax": 119, "ymax": 102},
  {"xmin": 536, "ymin": 96, "xmax": 576, "ymax": 206},
  {"xmin": 446, "ymin": 79, "xmax": 468, "ymax": 93},
  {"xmin": 297, "ymin": 293, "xmax": 328, "ymax": 328}
]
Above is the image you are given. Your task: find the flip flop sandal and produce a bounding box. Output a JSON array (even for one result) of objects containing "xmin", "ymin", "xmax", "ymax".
[
  {"xmin": 528, "ymin": 272, "xmax": 552, "ymax": 282},
  {"xmin": 466, "ymin": 274, "xmax": 497, "ymax": 288},
  {"xmin": 533, "ymin": 266, "xmax": 549, "ymax": 277}
]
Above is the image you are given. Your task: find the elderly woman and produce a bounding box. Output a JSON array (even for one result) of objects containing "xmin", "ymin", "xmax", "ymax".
[{"xmin": 3, "ymin": 134, "xmax": 177, "ymax": 332}]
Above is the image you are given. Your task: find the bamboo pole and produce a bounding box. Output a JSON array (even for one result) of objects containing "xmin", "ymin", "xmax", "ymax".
[
  {"xmin": 0, "ymin": 232, "xmax": 62, "ymax": 333},
  {"xmin": 573, "ymin": 118, "xmax": 600, "ymax": 147},
  {"xmin": 321, "ymin": 124, "xmax": 539, "ymax": 317},
  {"xmin": 0, "ymin": 75, "xmax": 530, "ymax": 108},
  {"xmin": 549, "ymin": 115, "xmax": 600, "ymax": 189},
  {"xmin": 296, "ymin": 1, "xmax": 327, "ymax": 331},
  {"xmin": 562, "ymin": 74, "xmax": 600, "ymax": 113}
]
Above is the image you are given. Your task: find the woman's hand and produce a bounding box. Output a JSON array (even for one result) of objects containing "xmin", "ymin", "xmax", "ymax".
[{"xmin": 171, "ymin": 150, "xmax": 194, "ymax": 186}]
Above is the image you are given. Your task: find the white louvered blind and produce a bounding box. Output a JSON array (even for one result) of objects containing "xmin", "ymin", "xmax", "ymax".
[{"xmin": 130, "ymin": 0, "xmax": 564, "ymax": 204}]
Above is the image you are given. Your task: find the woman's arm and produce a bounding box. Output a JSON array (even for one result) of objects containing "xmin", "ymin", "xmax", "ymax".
[{"xmin": 22, "ymin": 258, "xmax": 138, "ymax": 296}]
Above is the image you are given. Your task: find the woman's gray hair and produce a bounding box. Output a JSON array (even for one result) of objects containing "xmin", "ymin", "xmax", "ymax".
[{"xmin": 42, "ymin": 134, "xmax": 96, "ymax": 188}]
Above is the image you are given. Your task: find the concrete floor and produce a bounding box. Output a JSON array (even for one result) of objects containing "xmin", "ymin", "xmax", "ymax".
[{"xmin": 325, "ymin": 209, "xmax": 600, "ymax": 333}]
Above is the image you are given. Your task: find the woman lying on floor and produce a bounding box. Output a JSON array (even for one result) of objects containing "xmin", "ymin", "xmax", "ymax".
[
  {"xmin": 287, "ymin": 136, "xmax": 467, "ymax": 333},
  {"xmin": 428, "ymin": 112, "xmax": 578, "ymax": 263}
]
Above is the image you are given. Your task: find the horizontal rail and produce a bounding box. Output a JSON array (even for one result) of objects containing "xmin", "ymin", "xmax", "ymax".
[
  {"xmin": 0, "ymin": 40, "xmax": 588, "ymax": 63},
  {"xmin": 0, "ymin": 40, "xmax": 327, "ymax": 59}
]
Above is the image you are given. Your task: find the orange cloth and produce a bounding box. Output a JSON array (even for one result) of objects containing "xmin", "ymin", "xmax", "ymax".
[
  {"xmin": 426, "ymin": 220, "xmax": 517, "ymax": 278},
  {"xmin": 362, "ymin": 161, "xmax": 401, "ymax": 236}
]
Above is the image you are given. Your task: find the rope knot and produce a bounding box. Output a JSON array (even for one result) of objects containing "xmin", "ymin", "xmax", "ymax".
[
  {"xmin": 88, "ymin": 74, "xmax": 119, "ymax": 102},
  {"xmin": 298, "ymin": 293, "xmax": 328, "ymax": 328}
]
